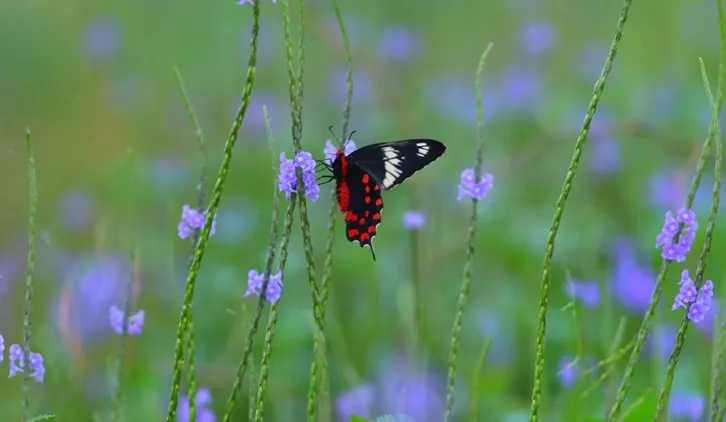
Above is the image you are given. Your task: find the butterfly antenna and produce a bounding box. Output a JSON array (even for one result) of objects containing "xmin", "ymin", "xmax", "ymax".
[
  {"xmin": 328, "ymin": 125, "xmax": 342, "ymax": 148},
  {"xmin": 369, "ymin": 244, "xmax": 376, "ymax": 261},
  {"xmin": 343, "ymin": 129, "xmax": 357, "ymax": 151}
]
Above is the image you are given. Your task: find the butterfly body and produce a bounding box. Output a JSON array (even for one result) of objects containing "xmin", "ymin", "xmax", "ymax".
[{"xmin": 330, "ymin": 139, "xmax": 446, "ymax": 260}]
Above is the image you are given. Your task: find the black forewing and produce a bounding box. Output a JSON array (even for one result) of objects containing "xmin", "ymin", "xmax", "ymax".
[
  {"xmin": 346, "ymin": 139, "xmax": 446, "ymax": 191},
  {"xmin": 343, "ymin": 163, "xmax": 383, "ymax": 260}
]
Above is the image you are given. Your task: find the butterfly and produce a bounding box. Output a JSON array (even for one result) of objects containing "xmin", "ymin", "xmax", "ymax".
[{"xmin": 318, "ymin": 130, "xmax": 446, "ymax": 261}]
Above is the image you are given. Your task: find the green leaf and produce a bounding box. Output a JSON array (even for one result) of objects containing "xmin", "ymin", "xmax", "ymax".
[
  {"xmin": 350, "ymin": 416, "xmax": 372, "ymax": 422},
  {"xmin": 25, "ymin": 415, "xmax": 56, "ymax": 422}
]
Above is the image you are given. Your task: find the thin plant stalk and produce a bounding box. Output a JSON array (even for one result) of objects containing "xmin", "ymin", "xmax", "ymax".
[
  {"xmin": 469, "ymin": 337, "xmax": 492, "ymax": 422},
  {"xmin": 608, "ymin": 2, "xmax": 726, "ymax": 417},
  {"xmin": 315, "ymin": 0, "xmax": 354, "ymax": 417},
  {"xmin": 443, "ymin": 43, "xmax": 492, "ymax": 422},
  {"xmin": 173, "ymin": 66, "xmax": 208, "ymax": 422},
  {"xmin": 22, "ymin": 127, "xmax": 37, "ymax": 420},
  {"xmin": 165, "ymin": 1, "xmax": 261, "ymax": 419},
  {"xmin": 525, "ymin": 1, "xmax": 634, "ymax": 419},
  {"xmin": 112, "ymin": 243, "xmax": 137, "ymax": 422},
  {"xmin": 222, "ymin": 105, "xmax": 282, "ymax": 421},
  {"xmin": 709, "ymin": 312, "xmax": 726, "ymax": 421},
  {"xmin": 653, "ymin": 57, "xmax": 724, "ymax": 421}
]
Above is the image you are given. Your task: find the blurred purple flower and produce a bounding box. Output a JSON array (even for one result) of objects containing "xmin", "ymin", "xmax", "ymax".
[
  {"xmin": 238, "ymin": 92, "xmax": 283, "ymax": 134},
  {"xmin": 402, "ymin": 211, "xmax": 426, "ymax": 230},
  {"xmin": 28, "ymin": 352, "xmax": 45, "ymax": 383},
  {"xmin": 518, "ymin": 20, "xmax": 557, "ymax": 56},
  {"xmin": 58, "ymin": 190, "xmax": 97, "ymax": 232},
  {"xmin": 557, "ymin": 356, "xmax": 579, "ymax": 388},
  {"xmin": 335, "ymin": 383, "xmax": 375, "ymax": 421},
  {"xmin": 178, "ymin": 387, "xmax": 215, "ymax": 422},
  {"xmin": 379, "ymin": 26, "xmax": 422, "ymax": 63},
  {"xmin": 563, "ymin": 279, "xmax": 599, "ymax": 308},
  {"xmin": 655, "ymin": 208, "xmax": 697, "ymax": 262},
  {"xmin": 695, "ymin": 299, "xmax": 720, "ymax": 337},
  {"xmin": 610, "ymin": 238, "xmax": 655, "ymax": 314},
  {"xmin": 424, "ymin": 74, "xmax": 497, "ymax": 124},
  {"xmin": 9, "ymin": 344, "xmax": 23, "ymax": 378},
  {"xmin": 645, "ymin": 323, "xmax": 677, "ymax": 360},
  {"xmin": 0, "ymin": 335, "xmax": 4, "ymax": 363},
  {"xmin": 649, "ymin": 168, "xmax": 685, "ymax": 211},
  {"xmin": 278, "ymin": 151, "xmax": 320, "ymax": 201},
  {"xmin": 589, "ymin": 137, "xmax": 621, "ymax": 176},
  {"xmin": 457, "ymin": 169, "xmax": 493, "ymax": 201},
  {"xmin": 499, "ymin": 66, "xmax": 542, "ymax": 112},
  {"xmin": 109, "ymin": 305, "xmax": 145, "ymax": 335},
  {"xmin": 245, "ymin": 269, "xmax": 283, "ymax": 303},
  {"xmin": 331, "ymin": 68, "xmax": 374, "ymax": 106},
  {"xmin": 576, "ymin": 42, "xmax": 610, "ymax": 80},
  {"xmin": 324, "ymin": 139, "xmax": 358, "ymax": 164},
  {"xmin": 378, "ymin": 357, "xmax": 445, "ymax": 422},
  {"xmin": 83, "ymin": 16, "xmax": 123, "ymax": 62},
  {"xmin": 178, "ymin": 204, "xmax": 218, "ymax": 240},
  {"xmin": 669, "ymin": 391, "xmax": 705, "ymax": 421}
]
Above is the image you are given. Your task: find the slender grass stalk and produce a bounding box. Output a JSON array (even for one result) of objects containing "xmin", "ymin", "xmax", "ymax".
[
  {"xmin": 253, "ymin": 192, "xmax": 296, "ymax": 422},
  {"xmin": 173, "ymin": 66, "xmax": 207, "ymax": 422},
  {"xmin": 165, "ymin": 1, "xmax": 261, "ymax": 419},
  {"xmin": 524, "ymin": 2, "xmax": 633, "ymax": 419},
  {"xmin": 22, "ymin": 127, "xmax": 37, "ymax": 420},
  {"xmin": 621, "ymin": 388, "xmax": 652, "ymax": 420},
  {"xmin": 605, "ymin": 316, "xmax": 627, "ymax": 409},
  {"xmin": 112, "ymin": 242, "xmax": 137, "ymax": 422},
  {"xmin": 718, "ymin": 398, "xmax": 726, "ymax": 422},
  {"xmin": 469, "ymin": 337, "xmax": 492, "ymax": 422},
  {"xmin": 248, "ymin": 359, "xmax": 256, "ymax": 421},
  {"xmin": 222, "ymin": 105, "xmax": 282, "ymax": 421},
  {"xmin": 709, "ymin": 312, "xmax": 726, "ymax": 421},
  {"xmin": 315, "ymin": 0, "xmax": 354, "ymax": 417},
  {"xmin": 443, "ymin": 43, "xmax": 492, "ymax": 422},
  {"xmin": 653, "ymin": 57, "xmax": 724, "ymax": 421},
  {"xmin": 608, "ymin": 3, "xmax": 726, "ymax": 418},
  {"xmin": 579, "ymin": 317, "xmax": 627, "ymax": 400}
]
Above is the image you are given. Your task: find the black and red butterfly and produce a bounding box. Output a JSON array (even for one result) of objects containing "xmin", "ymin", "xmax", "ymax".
[{"xmin": 318, "ymin": 130, "xmax": 446, "ymax": 261}]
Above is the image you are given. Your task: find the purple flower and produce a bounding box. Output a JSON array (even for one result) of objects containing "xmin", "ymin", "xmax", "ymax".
[
  {"xmin": 402, "ymin": 211, "xmax": 426, "ymax": 230},
  {"xmin": 178, "ymin": 205, "xmax": 218, "ymax": 240},
  {"xmin": 499, "ymin": 66, "xmax": 542, "ymax": 112},
  {"xmin": 277, "ymin": 151, "xmax": 320, "ymax": 202},
  {"xmin": 324, "ymin": 139, "xmax": 358, "ymax": 164},
  {"xmin": 655, "ymin": 208, "xmax": 697, "ymax": 262},
  {"xmin": 645, "ymin": 323, "xmax": 677, "ymax": 360},
  {"xmin": 457, "ymin": 169, "xmax": 493, "ymax": 201},
  {"xmin": 58, "ymin": 190, "xmax": 97, "ymax": 232},
  {"xmin": 687, "ymin": 280, "xmax": 714, "ymax": 323},
  {"xmin": 589, "ymin": 137, "xmax": 621, "ymax": 176},
  {"xmin": 669, "ymin": 391, "xmax": 705, "ymax": 421},
  {"xmin": 378, "ymin": 357, "xmax": 445, "ymax": 422},
  {"xmin": 245, "ymin": 269, "xmax": 283, "ymax": 304},
  {"xmin": 610, "ymin": 238, "xmax": 655, "ymax": 314},
  {"xmin": 0, "ymin": 335, "xmax": 4, "ymax": 363},
  {"xmin": 178, "ymin": 387, "xmax": 215, "ymax": 422},
  {"xmin": 28, "ymin": 352, "xmax": 45, "ymax": 383},
  {"xmin": 563, "ymin": 279, "xmax": 600, "ymax": 308},
  {"xmin": 9, "ymin": 344, "xmax": 23, "ymax": 378},
  {"xmin": 379, "ymin": 26, "xmax": 422, "ymax": 63},
  {"xmin": 557, "ymin": 356, "xmax": 579, "ymax": 388},
  {"xmin": 335, "ymin": 383, "xmax": 375, "ymax": 421},
  {"xmin": 109, "ymin": 305, "xmax": 145, "ymax": 335},
  {"xmin": 672, "ymin": 270, "xmax": 698, "ymax": 310},
  {"xmin": 83, "ymin": 16, "xmax": 123, "ymax": 62},
  {"xmin": 518, "ymin": 20, "xmax": 557, "ymax": 56}
]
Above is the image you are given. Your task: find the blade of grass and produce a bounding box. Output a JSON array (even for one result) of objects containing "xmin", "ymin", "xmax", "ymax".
[
  {"xmin": 22, "ymin": 127, "xmax": 37, "ymax": 420},
  {"xmin": 112, "ymin": 241, "xmax": 137, "ymax": 422},
  {"xmin": 165, "ymin": 1, "xmax": 261, "ymax": 419},
  {"xmin": 443, "ymin": 42, "xmax": 492, "ymax": 422},
  {"xmin": 469, "ymin": 336, "xmax": 492, "ymax": 422},
  {"xmin": 608, "ymin": 2, "xmax": 726, "ymax": 418},
  {"xmin": 653, "ymin": 56, "xmax": 724, "ymax": 421},
  {"xmin": 709, "ymin": 311, "xmax": 726, "ymax": 421}
]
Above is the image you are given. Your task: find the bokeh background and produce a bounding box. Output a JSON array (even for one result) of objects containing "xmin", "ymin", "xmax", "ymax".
[{"xmin": 1, "ymin": 0, "xmax": 726, "ymax": 420}]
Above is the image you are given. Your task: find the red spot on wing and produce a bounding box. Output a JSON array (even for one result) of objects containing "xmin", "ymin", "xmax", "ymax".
[
  {"xmin": 365, "ymin": 196, "xmax": 371, "ymax": 204},
  {"xmin": 374, "ymin": 184, "xmax": 380, "ymax": 191},
  {"xmin": 375, "ymin": 198, "xmax": 383, "ymax": 206},
  {"xmin": 360, "ymin": 233, "xmax": 370, "ymax": 242},
  {"xmin": 362, "ymin": 174, "xmax": 369, "ymax": 184},
  {"xmin": 373, "ymin": 213, "xmax": 380, "ymax": 220},
  {"xmin": 337, "ymin": 181, "xmax": 350, "ymax": 213}
]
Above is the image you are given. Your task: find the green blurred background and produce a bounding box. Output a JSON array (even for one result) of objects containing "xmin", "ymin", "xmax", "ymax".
[{"xmin": 1, "ymin": 0, "xmax": 725, "ymax": 420}]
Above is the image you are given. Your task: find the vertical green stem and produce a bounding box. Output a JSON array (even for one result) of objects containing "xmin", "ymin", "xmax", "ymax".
[{"xmin": 22, "ymin": 128, "xmax": 37, "ymax": 421}]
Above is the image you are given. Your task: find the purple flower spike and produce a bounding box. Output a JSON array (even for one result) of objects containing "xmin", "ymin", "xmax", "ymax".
[
  {"xmin": 278, "ymin": 151, "xmax": 320, "ymax": 202},
  {"xmin": 457, "ymin": 168, "xmax": 493, "ymax": 201},
  {"xmin": 672, "ymin": 268, "xmax": 714, "ymax": 323},
  {"xmin": 0, "ymin": 335, "xmax": 4, "ymax": 363},
  {"xmin": 564, "ymin": 279, "xmax": 600, "ymax": 308},
  {"xmin": 109, "ymin": 305, "xmax": 145, "ymax": 335},
  {"xmin": 669, "ymin": 391, "xmax": 705, "ymax": 421},
  {"xmin": 672, "ymin": 270, "xmax": 698, "ymax": 310},
  {"xmin": 324, "ymin": 139, "xmax": 358, "ymax": 164},
  {"xmin": 656, "ymin": 208, "xmax": 697, "ymax": 261},
  {"xmin": 677, "ymin": 208, "xmax": 697, "ymax": 226},
  {"xmin": 245, "ymin": 269, "xmax": 283, "ymax": 304},
  {"xmin": 402, "ymin": 211, "xmax": 427, "ymax": 230},
  {"xmin": 178, "ymin": 205, "xmax": 218, "ymax": 240},
  {"xmin": 28, "ymin": 352, "xmax": 45, "ymax": 383},
  {"xmin": 9, "ymin": 344, "xmax": 23, "ymax": 378}
]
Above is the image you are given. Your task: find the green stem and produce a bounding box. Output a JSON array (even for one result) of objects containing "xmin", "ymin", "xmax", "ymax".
[{"xmin": 22, "ymin": 128, "xmax": 37, "ymax": 421}]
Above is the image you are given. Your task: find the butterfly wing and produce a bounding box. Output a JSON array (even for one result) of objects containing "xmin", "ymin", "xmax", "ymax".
[
  {"xmin": 342, "ymin": 163, "xmax": 383, "ymax": 261},
  {"xmin": 347, "ymin": 139, "xmax": 446, "ymax": 191}
]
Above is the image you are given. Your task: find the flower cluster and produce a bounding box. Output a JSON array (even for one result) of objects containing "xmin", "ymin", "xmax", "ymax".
[
  {"xmin": 323, "ymin": 139, "xmax": 358, "ymax": 164},
  {"xmin": 457, "ymin": 168, "xmax": 493, "ymax": 201},
  {"xmin": 0, "ymin": 337, "xmax": 45, "ymax": 383},
  {"xmin": 672, "ymin": 270, "xmax": 714, "ymax": 323},
  {"xmin": 278, "ymin": 151, "xmax": 320, "ymax": 202},
  {"xmin": 245, "ymin": 269, "xmax": 283, "ymax": 304},
  {"xmin": 178, "ymin": 204, "xmax": 218, "ymax": 240},
  {"xmin": 109, "ymin": 305, "xmax": 145, "ymax": 335},
  {"xmin": 655, "ymin": 208, "xmax": 697, "ymax": 262},
  {"xmin": 402, "ymin": 210, "xmax": 426, "ymax": 230}
]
